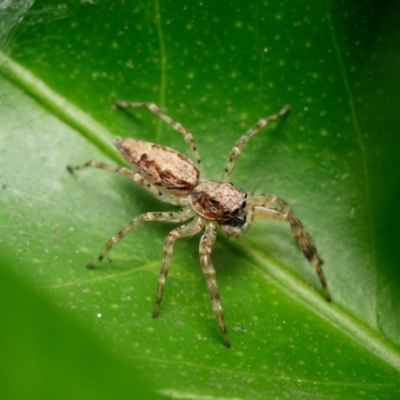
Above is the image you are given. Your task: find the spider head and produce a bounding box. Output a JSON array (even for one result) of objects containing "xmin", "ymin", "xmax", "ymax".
[{"xmin": 189, "ymin": 181, "xmax": 247, "ymax": 236}]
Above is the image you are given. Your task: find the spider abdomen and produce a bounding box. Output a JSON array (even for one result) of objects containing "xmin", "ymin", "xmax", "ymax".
[{"xmin": 114, "ymin": 137, "xmax": 200, "ymax": 195}]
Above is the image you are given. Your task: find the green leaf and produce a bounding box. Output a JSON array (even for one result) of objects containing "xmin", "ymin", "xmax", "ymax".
[
  {"xmin": 0, "ymin": 259, "xmax": 162, "ymax": 400},
  {"xmin": 1, "ymin": 0, "xmax": 400, "ymax": 398}
]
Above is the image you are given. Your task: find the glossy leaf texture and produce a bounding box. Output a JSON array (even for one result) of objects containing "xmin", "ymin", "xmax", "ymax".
[{"xmin": 1, "ymin": 0, "xmax": 400, "ymax": 399}]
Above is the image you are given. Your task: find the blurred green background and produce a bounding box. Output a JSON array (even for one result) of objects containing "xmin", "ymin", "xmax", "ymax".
[{"xmin": 1, "ymin": 0, "xmax": 399, "ymax": 398}]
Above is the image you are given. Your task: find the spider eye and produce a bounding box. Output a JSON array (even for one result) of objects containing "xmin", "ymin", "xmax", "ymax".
[
  {"xmin": 241, "ymin": 201, "xmax": 246, "ymax": 208},
  {"xmin": 223, "ymin": 210, "xmax": 229, "ymax": 215},
  {"xmin": 210, "ymin": 198, "xmax": 219, "ymax": 204}
]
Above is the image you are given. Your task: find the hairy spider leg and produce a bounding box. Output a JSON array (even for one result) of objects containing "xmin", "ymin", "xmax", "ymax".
[
  {"xmin": 152, "ymin": 216, "xmax": 204, "ymax": 318},
  {"xmin": 220, "ymin": 104, "xmax": 291, "ymax": 182},
  {"xmin": 84, "ymin": 209, "xmax": 193, "ymax": 268},
  {"xmin": 67, "ymin": 161, "xmax": 189, "ymax": 206},
  {"xmin": 247, "ymin": 193, "xmax": 331, "ymax": 301},
  {"xmin": 200, "ymin": 222, "xmax": 231, "ymax": 348},
  {"xmin": 114, "ymin": 101, "xmax": 202, "ymax": 168}
]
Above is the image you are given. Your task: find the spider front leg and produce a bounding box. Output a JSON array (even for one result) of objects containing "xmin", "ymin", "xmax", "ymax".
[
  {"xmin": 199, "ymin": 222, "xmax": 230, "ymax": 348},
  {"xmin": 247, "ymin": 193, "xmax": 331, "ymax": 301},
  {"xmin": 86, "ymin": 209, "xmax": 194, "ymax": 268},
  {"xmin": 152, "ymin": 217, "xmax": 204, "ymax": 318},
  {"xmin": 114, "ymin": 101, "xmax": 202, "ymax": 167},
  {"xmin": 220, "ymin": 104, "xmax": 290, "ymax": 182}
]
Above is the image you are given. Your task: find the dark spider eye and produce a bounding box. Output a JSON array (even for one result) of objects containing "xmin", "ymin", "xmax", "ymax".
[
  {"xmin": 223, "ymin": 210, "xmax": 229, "ymax": 215},
  {"xmin": 210, "ymin": 198, "xmax": 219, "ymax": 204},
  {"xmin": 241, "ymin": 201, "xmax": 246, "ymax": 208}
]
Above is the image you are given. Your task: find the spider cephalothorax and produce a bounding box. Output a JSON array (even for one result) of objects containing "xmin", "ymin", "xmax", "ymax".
[
  {"xmin": 68, "ymin": 101, "xmax": 330, "ymax": 348},
  {"xmin": 189, "ymin": 181, "xmax": 248, "ymax": 236}
]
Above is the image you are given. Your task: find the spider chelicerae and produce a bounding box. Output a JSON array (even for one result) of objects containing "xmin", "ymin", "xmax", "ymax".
[{"xmin": 67, "ymin": 101, "xmax": 330, "ymax": 348}]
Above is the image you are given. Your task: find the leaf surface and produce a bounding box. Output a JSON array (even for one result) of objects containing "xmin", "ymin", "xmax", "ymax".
[{"xmin": 1, "ymin": 0, "xmax": 400, "ymax": 398}]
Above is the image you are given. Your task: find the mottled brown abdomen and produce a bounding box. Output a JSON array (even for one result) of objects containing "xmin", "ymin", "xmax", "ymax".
[{"xmin": 114, "ymin": 137, "xmax": 200, "ymax": 195}]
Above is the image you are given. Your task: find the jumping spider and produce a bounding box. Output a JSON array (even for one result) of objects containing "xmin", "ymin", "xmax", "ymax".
[{"xmin": 67, "ymin": 101, "xmax": 330, "ymax": 348}]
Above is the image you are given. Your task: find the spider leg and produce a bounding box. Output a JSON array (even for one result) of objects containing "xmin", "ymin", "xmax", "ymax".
[
  {"xmin": 199, "ymin": 222, "xmax": 230, "ymax": 348},
  {"xmin": 152, "ymin": 216, "xmax": 204, "ymax": 318},
  {"xmin": 220, "ymin": 104, "xmax": 290, "ymax": 181},
  {"xmin": 247, "ymin": 193, "xmax": 331, "ymax": 301},
  {"xmin": 86, "ymin": 208, "xmax": 194, "ymax": 268},
  {"xmin": 67, "ymin": 161, "xmax": 188, "ymax": 206},
  {"xmin": 114, "ymin": 101, "xmax": 202, "ymax": 168}
]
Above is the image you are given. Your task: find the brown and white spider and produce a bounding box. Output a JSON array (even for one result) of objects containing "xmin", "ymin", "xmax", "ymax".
[{"xmin": 67, "ymin": 101, "xmax": 330, "ymax": 348}]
